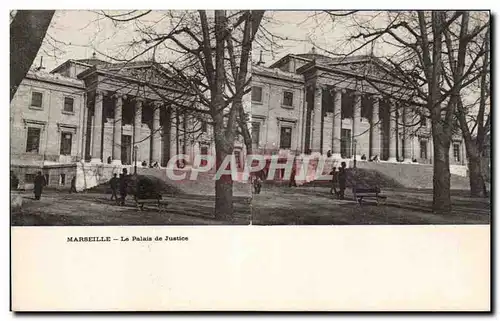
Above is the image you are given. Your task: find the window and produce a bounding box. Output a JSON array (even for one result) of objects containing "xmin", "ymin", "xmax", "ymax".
[
  {"xmin": 201, "ymin": 121, "xmax": 207, "ymax": 133},
  {"xmin": 60, "ymin": 173, "xmax": 66, "ymax": 185},
  {"xmin": 25, "ymin": 173, "xmax": 36, "ymax": 183},
  {"xmin": 251, "ymin": 122, "xmax": 260, "ymax": 146},
  {"xmin": 26, "ymin": 127, "xmax": 41, "ymax": 153},
  {"xmin": 63, "ymin": 97, "xmax": 74, "ymax": 113},
  {"xmin": 252, "ymin": 86, "xmax": 263, "ymax": 103},
  {"xmin": 282, "ymin": 91, "xmax": 294, "ymax": 107},
  {"xmin": 341, "ymin": 129, "xmax": 352, "ymax": 158},
  {"xmin": 60, "ymin": 132, "xmax": 72, "ymax": 155},
  {"xmin": 420, "ymin": 140, "xmax": 428, "ymax": 159},
  {"xmin": 279, "ymin": 126, "xmax": 292, "ymax": 149},
  {"xmin": 31, "ymin": 91, "xmax": 43, "ymax": 108},
  {"xmin": 453, "ymin": 143, "xmax": 461, "ymax": 162}
]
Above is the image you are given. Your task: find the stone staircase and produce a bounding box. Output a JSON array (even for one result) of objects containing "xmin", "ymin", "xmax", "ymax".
[{"xmin": 301, "ymin": 161, "xmax": 470, "ymax": 190}]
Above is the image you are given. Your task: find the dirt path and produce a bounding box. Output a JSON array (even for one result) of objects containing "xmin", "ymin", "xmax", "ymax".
[
  {"xmin": 252, "ymin": 185, "xmax": 490, "ymax": 225},
  {"xmin": 11, "ymin": 191, "xmax": 251, "ymax": 226}
]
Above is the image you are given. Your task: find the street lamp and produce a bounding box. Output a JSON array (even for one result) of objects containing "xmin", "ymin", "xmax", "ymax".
[
  {"xmin": 133, "ymin": 145, "xmax": 138, "ymax": 175},
  {"xmin": 353, "ymin": 139, "xmax": 357, "ymax": 168}
]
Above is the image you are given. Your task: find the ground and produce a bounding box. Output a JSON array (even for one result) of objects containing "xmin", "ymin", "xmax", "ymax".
[
  {"xmin": 252, "ymin": 185, "xmax": 491, "ymax": 225},
  {"xmin": 11, "ymin": 185, "xmax": 490, "ymax": 226},
  {"xmin": 11, "ymin": 190, "xmax": 252, "ymax": 226}
]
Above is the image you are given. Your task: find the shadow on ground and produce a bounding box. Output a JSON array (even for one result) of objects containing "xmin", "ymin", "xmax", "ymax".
[{"xmin": 252, "ymin": 185, "xmax": 490, "ymax": 225}]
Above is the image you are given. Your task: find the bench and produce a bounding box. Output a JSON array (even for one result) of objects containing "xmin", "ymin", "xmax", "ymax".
[
  {"xmin": 134, "ymin": 195, "xmax": 169, "ymax": 211},
  {"xmin": 352, "ymin": 187, "xmax": 387, "ymax": 205}
]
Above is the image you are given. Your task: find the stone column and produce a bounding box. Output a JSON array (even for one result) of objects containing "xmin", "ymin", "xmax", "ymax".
[
  {"xmin": 311, "ymin": 85, "xmax": 323, "ymax": 153},
  {"xmin": 151, "ymin": 101, "xmax": 162, "ymax": 165},
  {"xmin": 111, "ymin": 94, "xmax": 123, "ymax": 165},
  {"xmin": 403, "ymin": 106, "xmax": 412, "ymax": 162},
  {"xmin": 352, "ymin": 91, "xmax": 362, "ymax": 158},
  {"xmin": 388, "ymin": 100, "xmax": 398, "ymax": 162},
  {"xmin": 90, "ymin": 90, "xmax": 104, "ymax": 163},
  {"xmin": 331, "ymin": 87, "xmax": 342, "ymax": 158},
  {"xmin": 133, "ymin": 98, "xmax": 144, "ymax": 165},
  {"xmin": 370, "ymin": 95, "xmax": 381, "ymax": 159}
]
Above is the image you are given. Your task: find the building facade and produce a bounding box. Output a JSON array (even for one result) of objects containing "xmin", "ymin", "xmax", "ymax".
[
  {"xmin": 252, "ymin": 53, "xmax": 467, "ymax": 168},
  {"xmin": 11, "ymin": 57, "xmax": 244, "ymax": 190}
]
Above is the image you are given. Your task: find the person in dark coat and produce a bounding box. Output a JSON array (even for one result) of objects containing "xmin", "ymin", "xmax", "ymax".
[
  {"xmin": 69, "ymin": 176, "xmax": 77, "ymax": 193},
  {"xmin": 329, "ymin": 167, "xmax": 339, "ymax": 197},
  {"xmin": 119, "ymin": 173, "xmax": 130, "ymax": 206},
  {"xmin": 289, "ymin": 162, "xmax": 297, "ymax": 187},
  {"xmin": 253, "ymin": 173, "xmax": 262, "ymax": 195},
  {"xmin": 33, "ymin": 171, "xmax": 46, "ymax": 200},
  {"xmin": 337, "ymin": 162, "xmax": 347, "ymax": 200},
  {"xmin": 109, "ymin": 173, "xmax": 119, "ymax": 202}
]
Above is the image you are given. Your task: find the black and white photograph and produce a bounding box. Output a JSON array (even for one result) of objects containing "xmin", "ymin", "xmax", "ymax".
[
  {"xmin": 8, "ymin": 8, "xmax": 492, "ymax": 312},
  {"xmin": 250, "ymin": 11, "xmax": 491, "ymax": 225},
  {"xmin": 10, "ymin": 10, "xmax": 259, "ymax": 226}
]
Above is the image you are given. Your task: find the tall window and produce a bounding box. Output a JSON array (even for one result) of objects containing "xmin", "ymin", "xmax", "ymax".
[
  {"xmin": 282, "ymin": 91, "xmax": 294, "ymax": 107},
  {"xmin": 60, "ymin": 132, "xmax": 72, "ymax": 155},
  {"xmin": 279, "ymin": 126, "xmax": 292, "ymax": 149},
  {"xmin": 63, "ymin": 97, "xmax": 74, "ymax": 113},
  {"xmin": 252, "ymin": 86, "xmax": 263, "ymax": 103},
  {"xmin": 59, "ymin": 173, "xmax": 66, "ymax": 185},
  {"xmin": 251, "ymin": 122, "xmax": 260, "ymax": 147},
  {"xmin": 453, "ymin": 143, "xmax": 461, "ymax": 163},
  {"xmin": 31, "ymin": 92, "xmax": 43, "ymax": 108},
  {"xmin": 26, "ymin": 127, "xmax": 41, "ymax": 153},
  {"xmin": 201, "ymin": 120, "xmax": 208, "ymax": 133},
  {"xmin": 420, "ymin": 140, "xmax": 428, "ymax": 159},
  {"xmin": 341, "ymin": 129, "xmax": 352, "ymax": 158}
]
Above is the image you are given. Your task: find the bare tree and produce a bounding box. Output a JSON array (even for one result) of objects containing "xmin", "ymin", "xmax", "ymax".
[
  {"xmin": 447, "ymin": 22, "xmax": 490, "ymax": 197},
  {"xmin": 97, "ymin": 10, "xmax": 264, "ymax": 219},
  {"xmin": 311, "ymin": 10, "xmax": 488, "ymax": 213},
  {"xmin": 10, "ymin": 10, "xmax": 55, "ymax": 101}
]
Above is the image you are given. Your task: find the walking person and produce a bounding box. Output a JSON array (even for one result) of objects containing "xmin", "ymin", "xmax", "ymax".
[
  {"xmin": 33, "ymin": 171, "xmax": 46, "ymax": 200},
  {"xmin": 289, "ymin": 161, "xmax": 297, "ymax": 187},
  {"xmin": 119, "ymin": 173, "xmax": 129, "ymax": 206},
  {"xmin": 109, "ymin": 173, "xmax": 119, "ymax": 202},
  {"xmin": 338, "ymin": 162, "xmax": 347, "ymax": 200},
  {"xmin": 329, "ymin": 167, "xmax": 338, "ymax": 198},
  {"xmin": 69, "ymin": 176, "xmax": 77, "ymax": 193}
]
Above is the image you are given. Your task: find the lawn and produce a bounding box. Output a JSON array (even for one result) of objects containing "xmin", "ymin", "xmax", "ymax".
[
  {"xmin": 252, "ymin": 185, "xmax": 491, "ymax": 225},
  {"xmin": 11, "ymin": 190, "xmax": 251, "ymax": 226},
  {"xmin": 11, "ymin": 185, "xmax": 490, "ymax": 226}
]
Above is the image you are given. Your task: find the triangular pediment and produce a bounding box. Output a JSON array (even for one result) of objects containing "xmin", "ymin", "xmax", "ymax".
[
  {"xmin": 102, "ymin": 62, "xmax": 181, "ymax": 88},
  {"xmin": 326, "ymin": 58, "xmax": 401, "ymax": 83}
]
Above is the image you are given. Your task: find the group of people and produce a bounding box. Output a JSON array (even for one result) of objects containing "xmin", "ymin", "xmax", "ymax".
[
  {"xmin": 329, "ymin": 161, "xmax": 347, "ymax": 200},
  {"xmin": 109, "ymin": 168, "xmax": 130, "ymax": 205},
  {"xmin": 141, "ymin": 161, "xmax": 160, "ymax": 168}
]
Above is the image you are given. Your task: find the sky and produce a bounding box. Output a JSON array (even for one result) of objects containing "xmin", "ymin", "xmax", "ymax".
[{"xmin": 35, "ymin": 10, "xmax": 382, "ymax": 72}]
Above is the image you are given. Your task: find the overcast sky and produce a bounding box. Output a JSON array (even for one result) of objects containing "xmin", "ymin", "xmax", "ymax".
[{"xmin": 35, "ymin": 10, "xmax": 383, "ymax": 71}]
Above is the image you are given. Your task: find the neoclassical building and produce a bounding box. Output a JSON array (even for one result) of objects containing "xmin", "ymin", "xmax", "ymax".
[
  {"xmin": 11, "ymin": 56, "xmax": 245, "ymax": 190},
  {"xmin": 251, "ymin": 52, "xmax": 467, "ymax": 167}
]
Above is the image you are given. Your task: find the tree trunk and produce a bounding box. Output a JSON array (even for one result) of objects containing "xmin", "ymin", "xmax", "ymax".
[
  {"xmin": 214, "ymin": 141, "xmax": 234, "ymax": 220},
  {"xmin": 10, "ymin": 10, "xmax": 55, "ymax": 101},
  {"xmin": 467, "ymin": 154, "xmax": 487, "ymax": 198},
  {"xmin": 432, "ymin": 132, "xmax": 451, "ymax": 213}
]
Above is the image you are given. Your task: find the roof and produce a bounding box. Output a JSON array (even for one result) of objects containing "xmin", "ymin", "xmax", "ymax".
[
  {"xmin": 25, "ymin": 69, "xmax": 85, "ymax": 88},
  {"xmin": 252, "ymin": 64, "xmax": 304, "ymax": 83}
]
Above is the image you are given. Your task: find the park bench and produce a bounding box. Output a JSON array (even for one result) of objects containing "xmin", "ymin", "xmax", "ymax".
[
  {"xmin": 133, "ymin": 194, "xmax": 175, "ymax": 211},
  {"xmin": 352, "ymin": 186, "xmax": 387, "ymax": 205}
]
